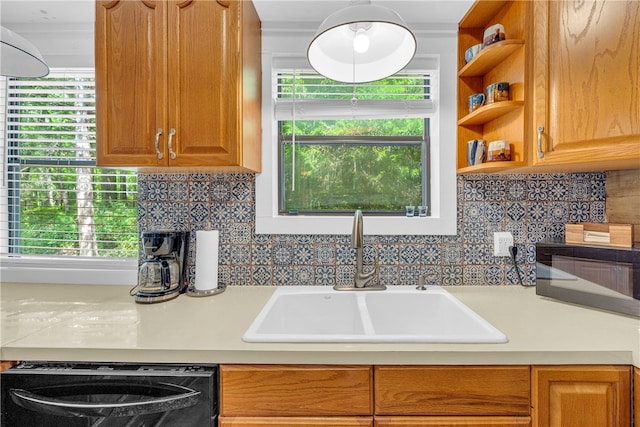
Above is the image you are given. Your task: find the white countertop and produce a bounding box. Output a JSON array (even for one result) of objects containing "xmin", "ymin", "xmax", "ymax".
[{"xmin": 1, "ymin": 283, "xmax": 639, "ymax": 367}]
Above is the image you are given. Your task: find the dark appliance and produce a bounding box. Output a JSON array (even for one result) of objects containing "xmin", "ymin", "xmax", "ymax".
[
  {"xmin": 0, "ymin": 362, "xmax": 217, "ymax": 427},
  {"xmin": 536, "ymin": 241, "xmax": 640, "ymax": 317},
  {"xmin": 133, "ymin": 231, "xmax": 189, "ymax": 303}
]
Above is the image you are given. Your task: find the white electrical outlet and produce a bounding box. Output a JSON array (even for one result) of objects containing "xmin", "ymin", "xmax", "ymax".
[{"xmin": 493, "ymin": 232, "xmax": 514, "ymax": 257}]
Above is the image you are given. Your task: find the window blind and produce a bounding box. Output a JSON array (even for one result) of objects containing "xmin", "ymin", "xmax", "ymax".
[
  {"xmin": 3, "ymin": 68, "xmax": 138, "ymax": 257},
  {"xmin": 274, "ymin": 71, "xmax": 435, "ymax": 120}
]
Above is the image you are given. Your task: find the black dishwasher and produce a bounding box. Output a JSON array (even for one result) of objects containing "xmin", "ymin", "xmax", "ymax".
[{"xmin": 0, "ymin": 362, "xmax": 217, "ymax": 427}]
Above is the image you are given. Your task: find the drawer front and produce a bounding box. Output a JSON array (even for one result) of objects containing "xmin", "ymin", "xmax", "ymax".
[
  {"xmin": 374, "ymin": 366, "xmax": 530, "ymax": 416},
  {"xmin": 374, "ymin": 416, "xmax": 531, "ymax": 426},
  {"xmin": 219, "ymin": 416, "xmax": 373, "ymax": 427},
  {"xmin": 221, "ymin": 365, "xmax": 373, "ymax": 416}
]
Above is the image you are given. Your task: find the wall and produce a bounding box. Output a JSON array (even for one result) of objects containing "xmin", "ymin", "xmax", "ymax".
[
  {"xmin": 138, "ymin": 171, "xmax": 606, "ymax": 287},
  {"xmin": 606, "ymin": 169, "xmax": 640, "ymax": 243}
]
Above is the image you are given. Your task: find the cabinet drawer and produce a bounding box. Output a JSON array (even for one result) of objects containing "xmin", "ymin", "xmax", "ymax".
[
  {"xmin": 221, "ymin": 365, "xmax": 373, "ymax": 416},
  {"xmin": 374, "ymin": 366, "xmax": 530, "ymax": 416},
  {"xmin": 374, "ymin": 416, "xmax": 530, "ymax": 426},
  {"xmin": 220, "ymin": 416, "xmax": 373, "ymax": 427}
]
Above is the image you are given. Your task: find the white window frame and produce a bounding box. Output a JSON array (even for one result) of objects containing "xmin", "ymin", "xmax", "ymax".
[
  {"xmin": 256, "ymin": 25, "xmax": 458, "ymax": 235},
  {"xmin": 0, "ymin": 73, "xmax": 137, "ymax": 286}
]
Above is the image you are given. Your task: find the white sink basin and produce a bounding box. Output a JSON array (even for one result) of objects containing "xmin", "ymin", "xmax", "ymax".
[{"xmin": 243, "ymin": 286, "xmax": 507, "ymax": 343}]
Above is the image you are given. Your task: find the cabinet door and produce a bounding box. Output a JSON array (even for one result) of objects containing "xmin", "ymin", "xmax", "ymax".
[
  {"xmin": 219, "ymin": 417, "xmax": 373, "ymax": 427},
  {"xmin": 166, "ymin": 0, "xmax": 241, "ymax": 167},
  {"xmin": 634, "ymin": 367, "xmax": 639, "ymax": 427},
  {"xmin": 374, "ymin": 416, "xmax": 530, "ymax": 426},
  {"xmin": 220, "ymin": 365, "xmax": 373, "ymax": 417},
  {"xmin": 532, "ymin": 365, "xmax": 631, "ymax": 427},
  {"xmin": 531, "ymin": 0, "xmax": 640, "ymax": 170},
  {"xmin": 374, "ymin": 366, "xmax": 531, "ymax": 416},
  {"xmin": 96, "ymin": 0, "xmax": 167, "ymax": 167}
]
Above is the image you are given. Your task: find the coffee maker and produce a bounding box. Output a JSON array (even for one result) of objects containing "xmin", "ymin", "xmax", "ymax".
[{"xmin": 132, "ymin": 231, "xmax": 189, "ymax": 304}]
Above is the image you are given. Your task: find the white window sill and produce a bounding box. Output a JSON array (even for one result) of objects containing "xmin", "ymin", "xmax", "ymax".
[{"xmin": 1, "ymin": 255, "xmax": 137, "ymax": 286}]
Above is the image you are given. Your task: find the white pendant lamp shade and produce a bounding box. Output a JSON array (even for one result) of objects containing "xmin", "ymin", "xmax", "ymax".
[
  {"xmin": 307, "ymin": 3, "xmax": 416, "ymax": 83},
  {"xmin": 1, "ymin": 26, "xmax": 49, "ymax": 78}
]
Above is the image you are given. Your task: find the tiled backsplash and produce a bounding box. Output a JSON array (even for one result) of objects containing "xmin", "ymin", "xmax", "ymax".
[{"xmin": 138, "ymin": 172, "xmax": 606, "ymax": 287}]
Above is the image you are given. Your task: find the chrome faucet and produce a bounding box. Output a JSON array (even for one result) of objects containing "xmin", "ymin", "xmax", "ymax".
[{"xmin": 334, "ymin": 210, "xmax": 385, "ymax": 291}]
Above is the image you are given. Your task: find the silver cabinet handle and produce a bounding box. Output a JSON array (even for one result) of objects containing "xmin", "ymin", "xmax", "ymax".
[
  {"xmin": 154, "ymin": 128, "xmax": 164, "ymax": 160},
  {"xmin": 168, "ymin": 128, "xmax": 177, "ymax": 160},
  {"xmin": 537, "ymin": 125, "xmax": 545, "ymax": 158}
]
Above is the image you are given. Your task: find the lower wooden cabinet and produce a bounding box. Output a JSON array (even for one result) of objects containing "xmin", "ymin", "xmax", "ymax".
[
  {"xmin": 374, "ymin": 416, "xmax": 530, "ymax": 426},
  {"xmin": 220, "ymin": 364, "xmax": 633, "ymax": 427},
  {"xmin": 635, "ymin": 367, "xmax": 639, "ymax": 427},
  {"xmin": 532, "ymin": 365, "xmax": 631, "ymax": 427},
  {"xmin": 219, "ymin": 417, "xmax": 373, "ymax": 427}
]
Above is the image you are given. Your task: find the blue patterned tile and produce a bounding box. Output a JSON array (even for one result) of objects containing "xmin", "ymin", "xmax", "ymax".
[
  {"xmin": 547, "ymin": 222, "xmax": 565, "ymax": 240},
  {"xmin": 590, "ymin": 201, "xmax": 606, "ymax": 222},
  {"xmin": 315, "ymin": 245, "xmax": 335, "ymax": 265},
  {"xmin": 484, "ymin": 179, "xmax": 506, "ymax": 201},
  {"xmin": 227, "ymin": 223, "xmax": 251, "ymax": 244},
  {"xmin": 484, "ymin": 265, "xmax": 504, "ymax": 285},
  {"xmin": 230, "ymin": 266, "xmax": 251, "ymax": 284},
  {"xmin": 252, "ymin": 266, "xmax": 272, "ymax": 286},
  {"xmin": 315, "ymin": 266, "xmax": 335, "ymax": 286},
  {"xmin": 293, "ymin": 266, "xmax": 314, "ymax": 286},
  {"xmin": 547, "ymin": 202, "xmax": 568, "ymax": 222},
  {"xmin": 421, "ymin": 245, "xmax": 441, "ymax": 264},
  {"xmin": 441, "ymin": 265, "xmax": 463, "ymax": 285},
  {"xmin": 147, "ymin": 181, "xmax": 169, "ymax": 201},
  {"xmin": 231, "ymin": 182, "xmax": 252, "ymax": 202},
  {"xmin": 251, "ymin": 244, "xmax": 271, "ymax": 265},
  {"xmin": 463, "ymin": 202, "xmax": 485, "ymax": 222},
  {"xmin": 211, "ymin": 182, "xmax": 230, "ymax": 202},
  {"xmin": 363, "ymin": 245, "xmax": 377, "ymax": 265},
  {"xmin": 464, "ymin": 244, "xmax": 491, "ymax": 264},
  {"xmin": 378, "ymin": 244, "xmax": 398, "ymax": 264},
  {"xmin": 399, "ymin": 265, "xmax": 421, "ymax": 284},
  {"xmin": 273, "ymin": 266, "xmax": 292, "ymax": 285},
  {"xmin": 526, "ymin": 222, "xmax": 548, "ymax": 243},
  {"xmin": 569, "ymin": 178, "xmax": 592, "ymax": 200},
  {"xmin": 506, "ymin": 180, "xmax": 527, "ymax": 201},
  {"xmin": 189, "ymin": 181, "xmax": 210, "ymax": 202},
  {"xmin": 463, "ymin": 222, "xmax": 487, "ymax": 244},
  {"xmin": 485, "ymin": 202, "xmax": 505, "ymax": 223},
  {"xmin": 569, "ymin": 201, "xmax": 590, "ymax": 222},
  {"xmin": 273, "ymin": 244, "xmax": 293, "ymax": 265},
  {"xmin": 379, "ymin": 265, "xmax": 399, "ymax": 286},
  {"xmin": 442, "ymin": 243, "xmax": 463, "ymax": 264},
  {"xmin": 294, "ymin": 245, "xmax": 314, "ymax": 265},
  {"xmin": 463, "ymin": 179, "xmax": 485, "ymax": 201},
  {"xmin": 230, "ymin": 245, "xmax": 250, "ymax": 264},
  {"xmin": 527, "ymin": 202, "xmax": 546, "ymax": 222},
  {"xmin": 211, "ymin": 204, "xmax": 230, "ymax": 223},
  {"xmin": 505, "ymin": 202, "xmax": 525, "ymax": 222},
  {"xmin": 399, "ymin": 245, "xmax": 421, "ymax": 264},
  {"xmin": 336, "ymin": 265, "xmax": 355, "ymax": 285},
  {"xmin": 548, "ymin": 179, "xmax": 568, "ymax": 201},
  {"xmin": 463, "ymin": 265, "xmax": 484, "ymax": 285},
  {"xmin": 527, "ymin": 180, "xmax": 549, "ymax": 201}
]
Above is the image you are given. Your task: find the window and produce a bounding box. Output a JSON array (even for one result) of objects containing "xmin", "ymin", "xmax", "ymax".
[
  {"xmin": 276, "ymin": 72, "xmax": 431, "ymax": 215},
  {"xmin": 1, "ymin": 69, "xmax": 138, "ymax": 283},
  {"xmin": 256, "ymin": 49, "xmax": 457, "ymax": 235}
]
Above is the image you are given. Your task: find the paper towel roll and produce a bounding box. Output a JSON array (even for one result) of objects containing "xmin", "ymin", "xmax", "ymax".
[{"xmin": 195, "ymin": 230, "xmax": 219, "ymax": 290}]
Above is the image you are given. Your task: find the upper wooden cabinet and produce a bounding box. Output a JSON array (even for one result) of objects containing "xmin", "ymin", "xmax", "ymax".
[
  {"xmin": 457, "ymin": 0, "xmax": 640, "ymax": 174},
  {"xmin": 95, "ymin": 0, "xmax": 262, "ymax": 171},
  {"xmin": 529, "ymin": 0, "xmax": 640, "ymax": 172}
]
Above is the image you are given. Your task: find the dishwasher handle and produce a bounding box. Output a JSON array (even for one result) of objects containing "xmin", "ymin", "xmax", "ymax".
[{"xmin": 9, "ymin": 381, "xmax": 201, "ymax": 418}]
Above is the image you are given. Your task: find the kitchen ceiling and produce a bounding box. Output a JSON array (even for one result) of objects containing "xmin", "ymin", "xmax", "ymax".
[
  {"xmin": 0, "ymin": 0, "xmax": 472, "ymax": 68},
  {"xmin": 1, "ymin": 0, "xmax": 473, "ymax": 27}
]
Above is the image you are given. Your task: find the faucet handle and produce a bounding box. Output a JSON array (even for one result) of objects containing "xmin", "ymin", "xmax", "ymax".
[{"xmin": 417, "ymin": 276, "xmax": 427, "ymax": 291}]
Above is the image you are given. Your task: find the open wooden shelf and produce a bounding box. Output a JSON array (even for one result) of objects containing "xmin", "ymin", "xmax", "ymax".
[
  {"xmin": 457, "ymin": 160, "xmax": 525, "ymax": 174},
  {"xmin": 459, "ymin": 40, "xmax": 525, "ymax": 77},
  {"xmin": 458, "ymin": 100, "xmax": 524, "ymax": 126}
]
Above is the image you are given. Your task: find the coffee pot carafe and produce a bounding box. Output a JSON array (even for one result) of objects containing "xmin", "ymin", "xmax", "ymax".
[{"xmin": 132, "ymin": 231, "xmax": 189, "ymax": 304}]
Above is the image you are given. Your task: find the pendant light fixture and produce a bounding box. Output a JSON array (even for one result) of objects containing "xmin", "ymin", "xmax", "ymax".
[
  {"xmin": 1, "ymin": 26, "xmax": 49, "ymax": 78},
  {"xmin": 307, "ymin": 0, "xmax": 416, "ymax": 83}
]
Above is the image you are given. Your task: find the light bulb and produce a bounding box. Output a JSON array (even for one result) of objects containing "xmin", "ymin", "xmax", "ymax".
[{"xmin": 353, "ymin": 29, "xmax": 370, "ymax": 53}]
